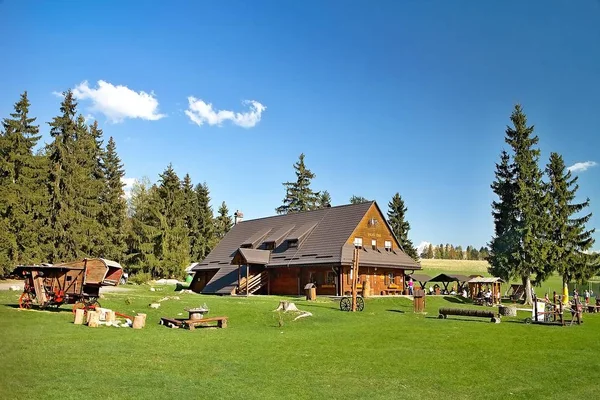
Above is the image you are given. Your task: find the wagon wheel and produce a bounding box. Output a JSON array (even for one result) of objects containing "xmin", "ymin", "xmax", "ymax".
[
  {"xmin": 72, "ymin": 301, "xmax": 87, "ymax": 314},
  {"xmin": 85, "ymin": 298, "xmax": 100, "ymax": 310},
  {"xmin": 19, "ymin": 292, "xmax": 34, "ymax": 309},
  {"xmin": 339, "ymin": 297, "xmax": 352, "ymax": 312},
  {"xmin": 356, "ymin": 296, "xmax": 365, "ymax": 312}
]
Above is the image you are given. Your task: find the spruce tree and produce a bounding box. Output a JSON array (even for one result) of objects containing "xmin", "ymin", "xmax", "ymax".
[
  {"xmin": 488, "ymin": 150, "xmax": 519, "ymax": 280},
  {"xmin": 426, "ymin": 243, "xmax": 434, "ymax": 259},
  {"xmin": 498, "ymin": 105, "xmax": 550, "ymax": 304},
  {"xmin": 195, "ymin": 182, "xmax": 216, "ymax": 259},
  {"xmin": 182, "ymin": 174, "xmax": 201, "ymax": 260},
  {"xmin": 387, "ymin": 193, "xmax": 419, "ymax": 261},
  {"xmin": 46, "ymin": 91, "xmax": 81, "ymax": 262},
  {"xmin": 349, "ymin": 195, "xmax": 369, "ymax": 204},
  {"xmin": 545, "ymin": 152, "xmax": 598, "ymax": 285},
  {"xmin": 0, "ymin": 92, "xmax": 46, "ymax": 273},
  {"xmin": 276, "ymin": 153, "xmax": 320, "ymax": 214},
  {"xmin": 98, "ymin": 136, "xmax": 127, "ymax": 261},
  {"xmin": 156, "ymin": 164, "xmax": 189, "ymax": 277},
  {"xmin": 215, "ymin": 201, "xmax": 233, "ymax": 239},
  {"xmin": 125, "ymin": 177, "xmax": 160, "ymax": 274},
  {"xmin": 455, "ymin": 245, "xmax": 463, "ymax": 260},
  {"xmin": 318, "ymin": 190, "xmax": 332, "ymax": 208}
]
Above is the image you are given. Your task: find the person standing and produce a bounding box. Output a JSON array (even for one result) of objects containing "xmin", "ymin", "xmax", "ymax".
[{"xmin": 408, "ymin": 278, "xmax": 414, "ymax": 295}]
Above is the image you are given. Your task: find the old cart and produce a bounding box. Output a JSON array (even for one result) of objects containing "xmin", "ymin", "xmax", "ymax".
[{"xmin": 14, "ymin": 258, "xmax": 123, "ymax": 312}]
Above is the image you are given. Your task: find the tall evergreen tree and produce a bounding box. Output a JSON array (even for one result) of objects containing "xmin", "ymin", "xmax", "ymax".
[
  {"xmin": 46, "ymin": 91, "xmax": 81, "ymax": 262},
  {"xmin": 455, "ymin": 245, "xmax": 463, "ymax": 260},
  {"xmin": 194, "ymin": 182, "xmax": 216, "ymax": 259},
  {"xmin": 215, "ymin": 201, "xmax": 233, "ymax": 239},
  {"xmin": 276, "ymin": 153, "xmax": 320, "ymax": 214},
  {"xmin": 125, "ymin": 177, "xmax": 160, "ymax": 273},
  {"xmin": 182, "ymin": 173, "xmax": 199, "ymax": 261},
  {"xmin": 155, "ymin": 164, "xmax": 189, "ymax": 277},
  {"xmin": 426, "ymin": 243, "xmax": 434, "ymax": 259},
  {"xmin": 488, "ymin": 150, "xmax": 519, "ymax": 280},
  {"xmin": 98, "ymin": 136, "xmax": 127, "ymax": 261},
  {"xmin": 545, "ymin": 152, "xmax": 598, "ymax": 285},
  {"xmin": 497, "ymin": 105, "xmax": 550, "ymax": 304},
  {"xmin": 349, "ymin": 195, "xmax": 369, "ymax": 204},
  {"xmin": 0, "ymin": 92, "xmax": 46, "ymax": 274},
  {"xmin": 387, "ymin": 193, "xmax": 418, "ymax": 261},
  {"xmin": 318, "ymin": 190, "xmax": 332, "ymax": 208}
]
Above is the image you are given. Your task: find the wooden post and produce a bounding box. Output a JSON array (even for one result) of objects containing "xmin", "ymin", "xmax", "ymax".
[
  {"xmin": 74, "ymin": 308, "xmax": 85, "ymax": 325},
  {"xmin": 237, "ymin": 263, "xmax": 241, "ymax": 294},
  {"xmin": 133, "ymin": 314, "xmax": 145, "ymax": 329},
  {"xmin": 246, "ymin": 265, "xmax": 249, "ymax": 296},
  {"xmin": 87, "ymin": 311, "xmax": 99, "ymax": 327},
  {"xmin": 352, "ymin": 247, "xmax": 360, "ymax": 312}
]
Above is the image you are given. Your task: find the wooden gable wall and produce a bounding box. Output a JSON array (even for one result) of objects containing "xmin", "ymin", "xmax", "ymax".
[{"xmin": 345, "ymin": 203, "xmax": 399, "ymax": 251}]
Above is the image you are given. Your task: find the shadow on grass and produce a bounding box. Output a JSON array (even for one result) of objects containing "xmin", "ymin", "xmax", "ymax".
[
  {"xmin": 301, "ymin": 303, "xmax": 339, "ymax": 310},
  {"xmin": 3, "ymin": 303, "xmax": 73, "ymax": 313},
  {"xmin": 425, "ymin": 315, "xmax": 493, "ymax": 324},
  {"xmin": 386, "ymin": 309, "xmax": 406, "ymax": 314},
  {"xmin": 442, "ymin": 296, "xmax": 470, "ymax": 304}
]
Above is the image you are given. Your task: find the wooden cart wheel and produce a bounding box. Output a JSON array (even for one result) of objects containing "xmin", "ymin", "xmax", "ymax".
[
  {"xmin": 356, "ymin": 296, "xmax": 365, "ymax": 312},
  {"xmin": 19, "ymin": 292, "xmax": 33, "ymax": 309},
  {"xmin": 72, "ymin": 302, "xmax": 87, "ymax": 314},
  {"xmin": 339, "ymin": 297, "xmax": 352, "ymax": 311}
]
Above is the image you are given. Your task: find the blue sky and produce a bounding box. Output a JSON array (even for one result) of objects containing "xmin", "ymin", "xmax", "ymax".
[{"xmin": 1, "ymin": 0, "xmax": 599, "ymax": 250}]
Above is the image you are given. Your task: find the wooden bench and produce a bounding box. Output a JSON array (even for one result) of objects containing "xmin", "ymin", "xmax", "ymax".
[
  {"xmin": 160, "ymin": 316, "xmax": 228, "ymax": 330},
  {"xmin": 187, "ymin": 316, "xmax": 228, "ymax": 330},
  {"xmin": 382, "ymin": 289, "xmax": 402, "ymax": 295}
]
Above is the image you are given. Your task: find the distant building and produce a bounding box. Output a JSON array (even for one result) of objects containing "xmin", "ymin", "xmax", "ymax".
[{"xmin": 190, "ymin": 201, "xmax": 420, "ymax": 296}]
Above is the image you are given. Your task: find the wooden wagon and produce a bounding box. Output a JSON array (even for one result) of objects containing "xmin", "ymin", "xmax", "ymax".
[{"xmin": 14, "ymin": 258, "xmax": 123, "ymax": 312}]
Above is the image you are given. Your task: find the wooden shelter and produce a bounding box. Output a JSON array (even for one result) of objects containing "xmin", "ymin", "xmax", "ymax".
[
  {"xmin": 190, "ymin": 202, "xmax": 421, "ymax": 296},
  {"xmin": 467, "ymin": 277, "xmax": 504, "ymax": 304}
]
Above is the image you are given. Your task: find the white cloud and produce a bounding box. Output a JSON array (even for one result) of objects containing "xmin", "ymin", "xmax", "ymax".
[
  {"xmin": 52, "ymin": 91, "xmax": 64, "ymax": 98},
  {"xmin": 185, "ymin": 97, "xmax": 266, "ymax": 128},
  {"xmin": 567, "ymin": 161, "xmax": 597, "ymax": 173},
  {"xmin": 121, "ymin": 177, "xmax": 137, "ymax": 200},
  {"xmin": 72, "ymin": 80, "xmax": 165, "ymax": 123},
  {"xmin": 416, "ymin": 241, "xmax": 431, "ymax": 256},
  {"xmin": 83, "ymin": 114, "xmax": 95, "ymax": 123}
]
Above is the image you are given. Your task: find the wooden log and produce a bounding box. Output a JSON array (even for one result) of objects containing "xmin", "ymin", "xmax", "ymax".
[
  {"xmin": 137, "ymin": 313, "xmax": 147, "ymax": 327},
  {"xmin": 106, "ymin": 311, "xmax": 116, "ymax": 323},
  {"xmin": 74, "ymin": 308, "xmax": 85, "ymax": 325},
  {"xmin": 439, "ymin": 307, "xmax": 496, "ymax": 319},
  {"xmin": 498, "ymin": 305, "xmax": 517, "ymax": 317},
  {"xmin": 133, "ymin": 314, "xmax": 145, "ymax": 329},
  {"xmin": 87, "ymin": 311, "xmax": 99, "ymax": 327}
]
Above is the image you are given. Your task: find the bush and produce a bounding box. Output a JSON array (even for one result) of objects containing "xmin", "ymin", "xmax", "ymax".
[{"xmin": 129, "ymin": 272, "xmax": 152, "ymax": 285}]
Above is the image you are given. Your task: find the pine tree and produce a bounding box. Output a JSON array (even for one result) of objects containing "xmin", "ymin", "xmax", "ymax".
[
  {"xmin": 455, "ymin": 245, "xmax": 463, "ymax": 260},
  {"xmin": 0, "ymin": 92, "xmax": 46, "ymax": 274},
  {"xmin": 182, "ymin": 174, "xmax": 199, "ymax": 261},
  {"xmin": 488, "ymin": 150, "xmax": 519, "ymax": 280},
  {"xmin": 498, "ymin": 105, "xmax": 550, "ymax": 304},
  {"xmin": 479, "ymin": 246, "xmax": 489, "ymax": 261},
  {"xmin": 46, "ymin": 90, "xmax": 81, "ymax": 262},
  {"xmin": 155, "ymin": 164, "xmax": 189, "ymax": 277},
  {"xmin": 470, "ymin": 247, "xmax": 480, "ymax": 261},
  {"xmin": 194, "ymin": 182, "xmax": 216, "ymax": 259},
  {"xmin": 318, "ymin": 190, "xmax": 332, "ymax": 208},
  {"xmin": 125, "ymin": 177, "xmax": 160, "ymax": 274},
  {"xmin": 387, "ymin": 193, "xmax": 418, "ymax": 261},
  {"xmin": 72, "ymin": 116, "xmax": 104, "ymax": 256},
  {"xmin": 98, "ymin": 136, "xmax": 127, "ymax": 261},
  {"xmin": 276, "ymin": 153, "xmax": 320, "ymax": 214},
  {"xmin": 438, "ymin": 244, "xmax": 445, "ymax": 259},
  {"xmin": 546, "ymin": 152, "xmax": 598, "ymax": 285},
  {"xmin": 426, "ymin": 243, "xmax": 434, "ymax": 259},
  {"xmin": 349, "ymin": 195, "xmax": 369, "ymax": 204},
  {"xmin": 215, "ymin": 201, "xmax": 233, "ymax": 239}
]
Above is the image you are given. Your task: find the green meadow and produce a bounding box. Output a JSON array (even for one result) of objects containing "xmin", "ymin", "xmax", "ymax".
[{"xmin": 1, "ymin": 261, "xmax": 599, "ymax": 400}]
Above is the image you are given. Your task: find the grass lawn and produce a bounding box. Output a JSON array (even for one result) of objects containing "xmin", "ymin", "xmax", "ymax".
[{"xmin": 1, "ymin": 281, "xmax": 600, "ymax": 400}]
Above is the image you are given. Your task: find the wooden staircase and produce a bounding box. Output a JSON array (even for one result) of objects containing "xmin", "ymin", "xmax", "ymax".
[{"xmin": 238, "ymin": 270, "xmax": 268, "ymax": 295}]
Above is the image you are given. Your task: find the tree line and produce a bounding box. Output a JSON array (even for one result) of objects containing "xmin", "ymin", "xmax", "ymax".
[
  {"xmin": 489, "ymin": 105, "xmax": 599, "ymax": 304},
  {"xmin": 419, "ymin": 244, "xmax": 490, "ymax": 261},
  {"xmin": 0, "ymin": 91, "xmax": 233, "ymax": 278}
]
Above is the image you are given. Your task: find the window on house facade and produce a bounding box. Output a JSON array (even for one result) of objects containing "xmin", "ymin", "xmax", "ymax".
[
  {"xmin": 354, "ymin": 237, "xmax": 363, "ymax": 248},
  {"xmin": 264, "ymin": 242, "xmax": 275, "ymax": 250},
  {"xmin": 384, "ymin": 240, "xmax": 392, "ymax": 251},
  {"xmin": 371, "ymin": 239, "xmax": 377, "ymax": 250},
  {"xmin": 287, "ymin": 239, "xmax": 298, "ymax": 248},
  {"xmin": 386, "ymin": 272, "xmax": 395, "ymax": 285}
]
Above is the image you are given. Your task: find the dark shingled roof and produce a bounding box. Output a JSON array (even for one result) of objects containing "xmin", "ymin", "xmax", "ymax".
[{"xmin": 193, "ymin": 201, "xmax": 420, "ymax": 293}]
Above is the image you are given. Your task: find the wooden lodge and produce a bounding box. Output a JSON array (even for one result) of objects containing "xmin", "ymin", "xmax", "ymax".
[{"xmin": 190, "ymin": 202, "xmax": 421, "ymax": 296}]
